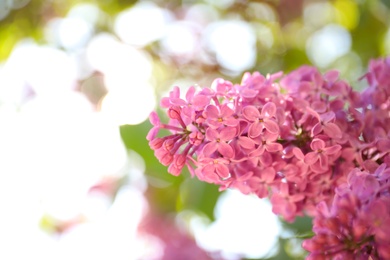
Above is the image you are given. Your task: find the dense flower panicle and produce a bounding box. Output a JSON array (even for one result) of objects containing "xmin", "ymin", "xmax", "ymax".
[
  {"xmin": 303, "ymin": 165, "xmax": 390, "ymax": 259},
  {"xmin": 148, "ymin": 56, "xmax": 390, "ymax": 232}
]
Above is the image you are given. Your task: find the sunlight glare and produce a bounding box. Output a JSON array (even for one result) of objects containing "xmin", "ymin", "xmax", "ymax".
[
  {"xmin": 204, "ymin": 20, "xmax": 257, "ymax": 74},
  {"xmin": 306, "ymin": 24, "xmax": 351, "ymax": 68},
  {"xmin": 114, "ymin": 2, "xmax": 173, "ymax": 47},
  {"xmin": 193, "ymin": 189, "xmax": 281, "ymax": 259},
  {"xmin": 100, "ymin": 81, "xmax": 156, "ymax": 126}
]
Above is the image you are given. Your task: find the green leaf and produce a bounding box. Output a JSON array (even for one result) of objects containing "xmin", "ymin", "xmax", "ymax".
[
  {"xmin": 280, "ymin": 215, "xmax": 313, "ymax": 235},
  {"xmin": 178, "ymin": 177, "xmax": 221, "ymax": 221}
]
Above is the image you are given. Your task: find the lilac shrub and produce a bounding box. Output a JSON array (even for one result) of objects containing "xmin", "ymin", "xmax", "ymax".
[{"xmin": 147, "ymin": 56, "xmax": 390, "ymax": 258}]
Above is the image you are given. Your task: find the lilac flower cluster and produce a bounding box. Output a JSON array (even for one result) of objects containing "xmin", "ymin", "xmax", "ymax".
[
  {"xmin": 147, "ymin": 56, "xmax": 390, "ymax": 257},
  {"xmin": 303, "ymin": 165, "xmax": 390, "ymax": 259}
]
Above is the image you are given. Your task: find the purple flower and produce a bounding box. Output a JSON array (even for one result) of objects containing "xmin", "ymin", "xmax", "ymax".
[
  {"xmin": 248, "ymin": 167, "xmax": 276, "ymax": 198},
  {"xmin": 161, "ymin": 86, "xmax": 211, "ymax": 119},
  {"xmin": 239, "ymin": 71, "xmax": 266, "ymax": 98},
  {"xmin": 196, "ymin": 156, "xmax": 231, "ymax": 183},
  {"xmin": 179, "ymin": 86, "xmax": 210, "ymax": 107},
  {"xmin": 304, "ymin": 138, "xmax": 341, "ymax": 173},
  {"xmin": 280, "ymin": 65, "xmax": 323, "ymax": 99},
  {"xmin": 148, "ymin": 57, "xmax": 390, "ymax": 230},
  {"xmin": 347, "ymin": 168, "xmax": 380, "ymax": 201},
  {"xmin": 160, "ymin": 86, "xmax": 180, "ymax": 108},
  {"xmin": 202, "ymin": 127, "xmax": 236, "ymax": 158},
  {"xmin": 304, "ymin": 164, "xmax": 390, "ymax": 259},
  {"xmin": 250, "ymin": 131, "xmax": 283, "ymax": 157},
  {"xmin": 203, "ymin": 104, "xmax": 239, "ymax": 129},
  {"xmin": 242, "ymin": 102, "xmax": 279, "ymax": 138},
  {"xmin": 229, "ymin": 169, "xmax": 254, "ymax": 194},
  {"xmin": 292, "ymin": 147, "xmax": 309, "ymax": 175},
  {"xmin": 311, "ymin": 111, "xmax": 342, "ymax": 139},
  {"xmin": 211, "ymin": 78, "xmax": 237, "ymax": 98},
  {"xmin": 147, "ymin": 111, "xmax": 161, "ymax": 141},
  {"xmin": 271, "ymin": 182, "xmax": 305, "ymax": 222}
]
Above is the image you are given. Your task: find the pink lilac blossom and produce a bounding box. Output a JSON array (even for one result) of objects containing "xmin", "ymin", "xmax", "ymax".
[
  {"xmin": 148, "ymin": 66, "xmax": 352, "ymax": 221},
  {"xmin": 147, "ymin": 56, "xmax": 390, "ymax": 257},
  {"xmin": 303, "ymin": 166, "xmax": 390, "ymax": 259}
]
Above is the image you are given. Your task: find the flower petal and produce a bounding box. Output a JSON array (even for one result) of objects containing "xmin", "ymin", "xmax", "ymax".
[
  {"xmin": 320, "ymin": 111, "xmax": 335, "ymax": 123},
  {"xmin": 266, "ymin": 142, "xmax": 283, "ymax": 153},
  {"xmin": 263, "ymin": 119, "xmax": 279, "ymax": 134},
  {"xmin": 238, "ymin": 136, "xmax": 256, "ymax": 149},
  {"xmin": 202, "ymin": 164, "xmax": 216, "ymax": 176},
  {"xmin": 324, "ymin": 69, "xmax": 339, "ymax": 82},
  {"xmin": 241, "ymin": 88, "xmax": 258, "ymax": 98},
  {"xmin": 202, "ymin": 141, "xmax": 218, "ymax": 156},
  {"xmin": 174, "ymin": 154, "xmax": 187, "ymax": 168},
  {"xmin": 310, "ymin": 138, "xmax": 325, "ymax": 151},
  {"xmin": 220, "ymin": 127, "xmax": 237, "ymax": 141},
  {"xmin": 311, "ymin": 122, "xmax": 322, "ymax": 137},
  {"xmin": 311, "ymin": 101, "xmax": 327, "ymax": 113},
  {"xmin": 146, "ymin": 127, "xmax": 159, "ymax": 141},
  {"xmin": 262, "ymin": 167, "xmax": 276, "ymax": 183},
  {"xmin": 224, "ymin": 117, "xmax": 239, "ymax": 127},
  {"xmin": 279, "ymin": 182, "xmax": 289, "ymax": 195},
  {"xmin": 220, "ymin": 104, "xmax": 234, "ymax": 117},
  {"xmin": 341, "ymin": 147, "xmax": 356, "ymax": 162},
  {"xmin": 292, "ymin": 147, "xmax": 304, "ymax": 160},
  {"xmin": 323, "ymin": 122, "xmax": 342, "ymax": 139},
  {"xmin": 170, "ymin": 98, "xmax": 187, "ymax": 106},
  {"xmin": 377, "ymin": 138, "xmax": 390, "ymax": 152},
  {"xmin": 192, "ymin": 94, "xmax": 210, "ymax": 107},
  {"xmin": 218, "ymin": 142, "xmax": 234, "ymax": 158},
  {"xmin": 149, "ymin": 111, "xmax": 161, "ymax": 126},
  {"xmin": 168, "ymin": 163, "xmax": 182, "ymax": 176},
  {"xmin": 248, "ymin": 121, "xmax": 262, "ymax": 138},
  {"xmin": 156, "ymin": 150, "xmax": 173, "ymax": 166},
  {"xmin": 249, "ymin": 145, "xmax": 265, "ymax": 157},
  {"xmin": 318, "ymin": 153, "xmax": 328, "ymax": 169},
  {"xmin": 215, "ymin": 163, "xmax": 230, "ymax": 180},
  {"xmin": 185, "ymin": 86, "xmax": 196, "ymax": 102},
  {"xmin": 261, "ymin": 102, "xmax": 276, "ymax": 117},
  {"xmin": 236, "ymin": 170, "xmax": 253, "ymax": 181},
  {"xmin": 260, "ymin": 151, "xmax": 272, "ymax": 166},
  {"xmin": 324, "ymin": 144, "xmax": 342, "ymax": 155},
  {"xmin": 242, "ymin": 105, "xmax": 260, "ymax": 121},
  {"xmin": 204, "ymin": 105, "xmax": 219, "ymax": 119},
  {"xmin": 205, "ymin": 128, "xmax": 219, "ymax": 141},
  {"xmin": 304, "ymin": 152, "xmax": 318, "ymax": 165}
]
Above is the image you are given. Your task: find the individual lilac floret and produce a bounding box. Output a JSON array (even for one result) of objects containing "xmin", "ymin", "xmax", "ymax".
[
  {"xmin": 203, "ymin": 104, "xmax": 238, "ymax": 129},
  {"xmin": 311, "ymin": 111, "xmax": 342, "ymax": 139},
  {"xmin": 241, "ymin": 102, "xmax": 279, "ymax": 138},
  {"xmin": 202, "ymin": 127, "xmax": 236, "ymax": 158},
  {"xmin": 195, "ymin": 156, "xmax": 231, "ymax": 183},
  {"xmin": 304, "ymin": 138, "xmax": 342, "ymax": 173},
  {"xmin": 270, "ymin": 182, "xmax": 305, "ymax": 222}
]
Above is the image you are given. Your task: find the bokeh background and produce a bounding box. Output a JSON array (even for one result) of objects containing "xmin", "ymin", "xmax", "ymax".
[{"xmin": 0, "ymin": 0, "xmax": 389, "ymax": 259}]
